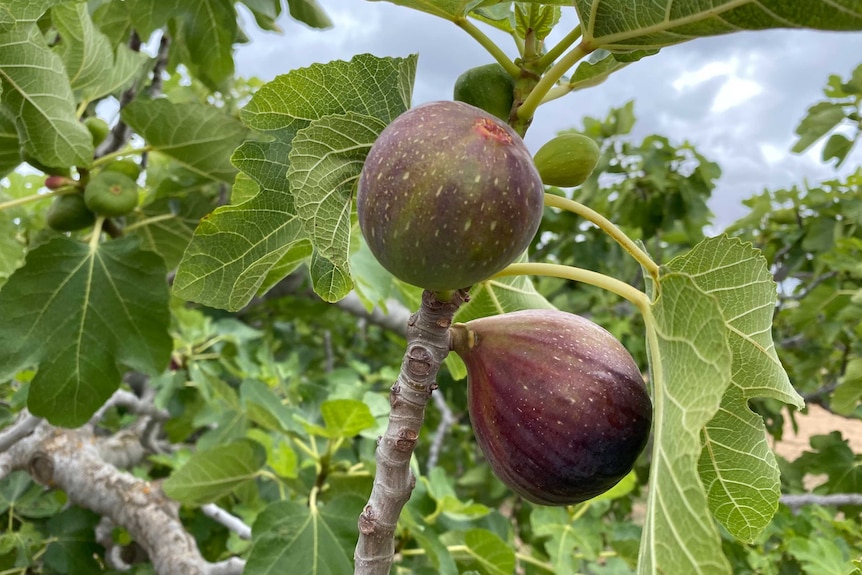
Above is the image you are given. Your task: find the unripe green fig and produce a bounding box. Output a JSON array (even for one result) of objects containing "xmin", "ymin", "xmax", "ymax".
[
  {"xmin": 357, "ymin": 101, "xmax": 544, "ymax": 291},
  {"xmin": 84, "ymin": 171, "xmax": 138, "ymax": 217},
  {"xmin": 83, "ymin": 116, "xmax": 110, "ymax": 147},
  {"xmin": 533, "ymin": 133, "xmax": 601, "ymax": 187},
  {"xmin": 102, "ymin": 158, "xmax": 142, "ymax": 181},
  {"xmin": 46, "ymin": 193, "xmax": 96, "ymax": 231},
  {"xmin": 45, "ymin": 175, "xmax": 74, "ymax": 190},
  {"xmin": 453, "ymin": 63, "xmax": 515, "ymax": 122},
  {"xmin": 451, "ymin": 309, "xmax": 652, "ymax": 505}
]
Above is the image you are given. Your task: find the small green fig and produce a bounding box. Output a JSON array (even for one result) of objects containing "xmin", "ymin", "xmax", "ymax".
[
  {"xmin": 102, "ymin": 158, "xmax": 142, "ymax": 181},
  {"xmin": 46, "ymin": 193, "xmax": 96, "ymax": 231},
  {"xmin": 453, "ymin": 63, "xmax": 515, "ymax": 122},
  {"xmin": 451, "ymin": 309, "xmax": 652, "ymax": 505},
  {"xmin": 357, "ymin": 101, "xmax": 544, "ymax": 291},
  {"xmin": 84, "ymin": 171, "xmax": 138, "ymax": 217},
  {"xmin": 533, "ymin": 133, "xmax": 600, "ymax": 187},
  {"xmin": 84, "ymin": 116, "xmax": 111, "ymax": 147}
]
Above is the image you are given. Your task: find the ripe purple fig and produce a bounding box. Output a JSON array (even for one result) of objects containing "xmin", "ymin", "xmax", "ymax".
[
  {"xmin": 451, "ymin": 309, "xmax": 652, "ymax": 505},
  {"xmin": 357, "ymin": 100, "xmax": 544, "ymax": 291}
]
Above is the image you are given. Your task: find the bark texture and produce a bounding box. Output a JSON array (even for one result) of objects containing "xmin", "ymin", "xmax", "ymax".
[{"xmin": 353, "ymin": 289, "xmax": 467, "ymax": 574}]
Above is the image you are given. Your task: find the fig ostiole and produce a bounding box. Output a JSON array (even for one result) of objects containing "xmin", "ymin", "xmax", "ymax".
[
  {"xmin": 84, "ymin": 171, "xmax": 139, "ymax": 217},
  {"xmin": 533, "ymin": 133, "xmax": 600, "ymax": 188},
  {"xmin": 451, "ymin": 309, "xmax": 652, "ymax": 505},
  {"xmin": 357, "ymin": 100, "xmax": 544, "ymax": 292}
]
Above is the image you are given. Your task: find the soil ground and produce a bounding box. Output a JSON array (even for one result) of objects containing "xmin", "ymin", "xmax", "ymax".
[{"xmin": 772, "ymin": 404, "xmax": 862, "ymax": 460}]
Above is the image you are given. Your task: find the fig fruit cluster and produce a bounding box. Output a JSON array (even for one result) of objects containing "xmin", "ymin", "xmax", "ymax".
[
  {"xmin": 357, "ymin": 100, "xmax": 544, "ymax": 291},
  {"xmin": 451, "ymin": 309, "xmax": 652, "ymax": 505}
]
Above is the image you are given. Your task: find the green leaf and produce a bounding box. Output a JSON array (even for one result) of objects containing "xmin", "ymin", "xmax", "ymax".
[
  {"xmin": 3, "ymin": 0, "xmax": 66, "ymax": 23},
  {"xmin": 787, "ymin": 537, "xmax": 854, "ymax": 575},
  {"xmin": 791, "ymin": 102, "xmax": 848, "ymax": 154},
  {"xmin": 0, "ymin": 23, "xmax": 93, "ymax": 169},
  {"xmin": 0, "ymin": 213, "xmax": 25, "ymax": 288},
  {"xmin": 173, "ymin": 140, "xmax": 308, "ymax": 310},
  {"xmin": 175, "ymin": 54, "xmax": 416, "ymax": 310},
  {"xmin": 288, "ymin": 112, "xmax": 388, "ymax": 301},
  {"xmin": 462, "ymin": 529, "xmax": 516, "ymax": 575},
  {"xmin": 575, "ymin": 1, "xmax": 862, "ymax": 51},
  {"xmin": 240, "ymin": 379, "xmax": 304, "ymax": 435},
  {"xmin": 822, "ymin": 132, "xmax": 855, "ymax": 167},
  {"xmin": 640, "ymin": 273, "xmax": 732, "ymax": 575},
  {"xmin": 122, "ymin": 99, "xmax": 248, "ymax": 183},
  {"xmin": 832, "ymin": 358, "xmax": 862, "ymax": 415},
  {"xmin": 0, "ymin": 105, "xmax": 20, "ymax": 177},
  {"xmin": 246, "ymin": 496, "xmax": 365, "ymax": 574},
  {"xmin": 568, "ymin": 49, "xmax": 657, "ymax": 92},
  {"xmin": 515, "ymin": 3, "xmax": 560, "ymax": 41},
  {"xmin": 794, "ymin": 431, "xmax": 862, "ymax": 494},
  {"xmin": 366, "ymin": 0, "xmax": 487, "ymax": 21},
  {"xmin": 127, "ymin": 0, "xmax": 237, "ymax": 91},
  {"xmin": 665, "ymin": 236, "xmax": 803, "ymax": 542},
  {"xmin": 319, "ymin": 398, "xmax": 376, "ymax": 438},
  {"xmin": 51, "ymin": 3, "xmax": 148, "ymax": 102},
  {"xmin": 0, "ymin": 236, "xmax": 171, "ymax": 427},
  {"xmin": 132, "ymin": 194, "xmax": 217, "ymax": 270},
  {"xmin": 163, "ymin": 439, "xmax": 266, "ymax": 505},
  {"xmin": 286, "ymin": 0, "xmax": 333, "ymax": 28}
]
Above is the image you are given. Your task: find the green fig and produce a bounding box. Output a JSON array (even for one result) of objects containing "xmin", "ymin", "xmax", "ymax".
[
  {"xmin": 451, "ymin": 309, "xmax": 652, "ymax": 505},
  {"xmin": 453, "ymin": 63, "xmax": 515, "ymax": 122},
  {"xmin": 102, "ymin": 158, "xmax": 142, "ymax": 181},
  {"xmin": 84, "ymin": 171, "xmax": 138, "ymax": 217},
  {"xmin": 83, "ymin": 116, "xmax": 111, "ymax": 147},
  {"xmin": 46, "ymin": 193, "xmax": 96, "ymax": 231},
  {"xmin": 533, "ymin": 133, "xmax": 601, "ymax": 187},
  {"xmin": 357, "ymin": 101, "xmax": 544, "ymax": 291}
]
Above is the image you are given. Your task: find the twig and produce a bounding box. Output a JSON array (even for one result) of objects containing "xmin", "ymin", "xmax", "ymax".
[
  {"xmin": 353, "ymin": 289, "xmax": 468, "ymax": 575},
  {"xmin": 91, "ymin": 389, "xmax": 170, "ymax": 423},
  {"xmin": 201, "ymin": 503, "xmax": 253, "ymax": 540},
  {"xmin": 781, "ymin": 493, "xmax": 862, "ymax": 512},
  {"xmin": 427, "ymin": 391, "xmax": 458, "ymax": 472},
  {"xmin": 0, "ymin": 410, "xmax": 42, "ymax": 453}
]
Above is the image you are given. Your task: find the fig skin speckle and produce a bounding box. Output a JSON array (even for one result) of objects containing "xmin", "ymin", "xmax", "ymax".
[
  {"xmin": 452, "ymin": 309, "xmax": 653, "ymax": 505},
  {"xmin": 356, "ymin": 100, "xmax": 544, "ymax": 291}
]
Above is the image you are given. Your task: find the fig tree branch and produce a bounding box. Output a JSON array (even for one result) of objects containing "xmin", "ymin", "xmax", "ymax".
[
  {"xmin": 0, "ymin": 417, "xmax": 246, "ymax": 575},
  {"xmin": 353, "ymin": 289, "xmax": 468, "ymax": 575},
  {"xmin": 780, "ymin": 493, "xmax": 862, "ymax": 512}
]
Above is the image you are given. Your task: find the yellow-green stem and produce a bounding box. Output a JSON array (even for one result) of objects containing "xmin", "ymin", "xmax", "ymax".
[
  {"xmin": 518, "ymin": 43, "xmax": 590, "ymax": 122},
  {"xmin": 544, "ymin": 193, "xmax": 660, "ymax": 281},
  {"xmin": 493, "ymin": 262, "xmax": 650, "ymax": 314},
  {"xmin": 122, "ymin": 213, "xmax": 176, "ymax": 233},
  {"xmin": 534, "ymin": 26, "xmax": 582, "ymax": 70},
  {"xmin": 0, "ymin": 189, "xmax": 71, "ymax": 212},
  {"xmin": 89, "ymin": 217, "xmax": 105, "ymax": 250},
  {"xmin": 92, "ymin": 146, "xmax": 150, "ymax": 168},
  {"xmin": 454, "ymin": 18, "xmax": 521, "ymax": 77}
]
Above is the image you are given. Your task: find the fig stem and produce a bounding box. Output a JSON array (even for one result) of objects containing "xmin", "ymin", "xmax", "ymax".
[
  {"xmin": 91, "ymin": 145, "xmax": 151, "ymax": 169},
  {"xmin": 122, "ymin": 213, "xmax": 176, "ymax": 233},
  {"xmin": 493, "ymin": 262, "xmax": 650, "ymax": 313},
  {"xmin": 89, "ymin": 216, "xmax": 105, "ymax": 249},
  {"xmin": 453, "ymin": 17, "xmax": 521, "ymax": 78},
  {"xmin": 518, "ymin": 42, "xmax": 591, "ymax": 123},
  {"xmin": 543, "ymin": 193, "xmax": 661, "ymax": 281},
  {"xmin": 534, "ymin": 26, "xmax": 582, "ymax": 71},
  {"xmin": 354, "ymin": 289, "xmax": 468, "ymax": 575},
  {"xmin": 0, "ymin": 188, "xmax": 74, "ymax": 212}
]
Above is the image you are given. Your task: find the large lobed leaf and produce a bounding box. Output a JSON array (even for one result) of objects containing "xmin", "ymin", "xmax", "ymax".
[
  {"xmin": 639, "ymin": 235, "xmax": 802, "ymax": 574},
  {"xmin": 0, "ymin": 236, "xmax": 172, "ymax": 427},
  {"xmin": 667, "ymin": 237, "xmax": 804, "ymax": 542},
  {"xmin": 640, "ymin": 273, "xmax": 732, "ymax": 575},
  {"xmin": 575, "ymin": 0, "xmax": 862, "ymax": 51},
  {"xmin": 0, "ymin": 22, "xmax": 92, "ymax": 169},
  {"xmin": 174, "ymin": 54, "xmax": 417, "ymax": 309}
]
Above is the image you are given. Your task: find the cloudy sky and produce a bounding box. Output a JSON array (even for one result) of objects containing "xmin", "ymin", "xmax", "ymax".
[{"xmin": 234, "ymin": 1, "xmax": 862, "ymax": 229}]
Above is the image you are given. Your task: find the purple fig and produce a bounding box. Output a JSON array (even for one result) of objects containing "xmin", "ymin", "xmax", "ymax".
[
  {"xmin": 356, "ymin": 100, "xmax": 544, "ymax": 291},
  {"xmin": 451, "ymin": 309, "xmax": 652, "ymax": 505}
]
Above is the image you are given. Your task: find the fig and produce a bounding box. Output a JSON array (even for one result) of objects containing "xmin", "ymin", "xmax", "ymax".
[
  {"xmin": 451, "ymin": 309, "xmax": 652, "ymax": 505},
  {"xmin": 453, "ymin": 63, "xmax": 515, "ymax": 122},
  {"xmin": 84, "ymin": 171, "xmax": 138, "ymax": 217},
  {"xmin": 45, "ymin": 175, "xmax": 74, "ymax": 190},
  {"xmin": 46, "ymin": 193, "xmax": 96, "ymax": 231},
  {"xmin": 533, "ymin": 133, "xmax": 601, "ymax": 187},
  {"xmin": 84, "ymin": 116, "xmax": 110, "ymax": 147},
  {"xmin": 102, "ymin": 158, "xmax": 142, "ymax": 181},
  {"xmin": 357, "ymin": 101, "xmax": 544, "ymax": 291}
]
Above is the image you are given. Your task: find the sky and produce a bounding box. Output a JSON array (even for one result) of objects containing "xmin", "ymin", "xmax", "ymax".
[{"xmin": 233, "ymin": 1, "xmax": 862, "ymax": 230}]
